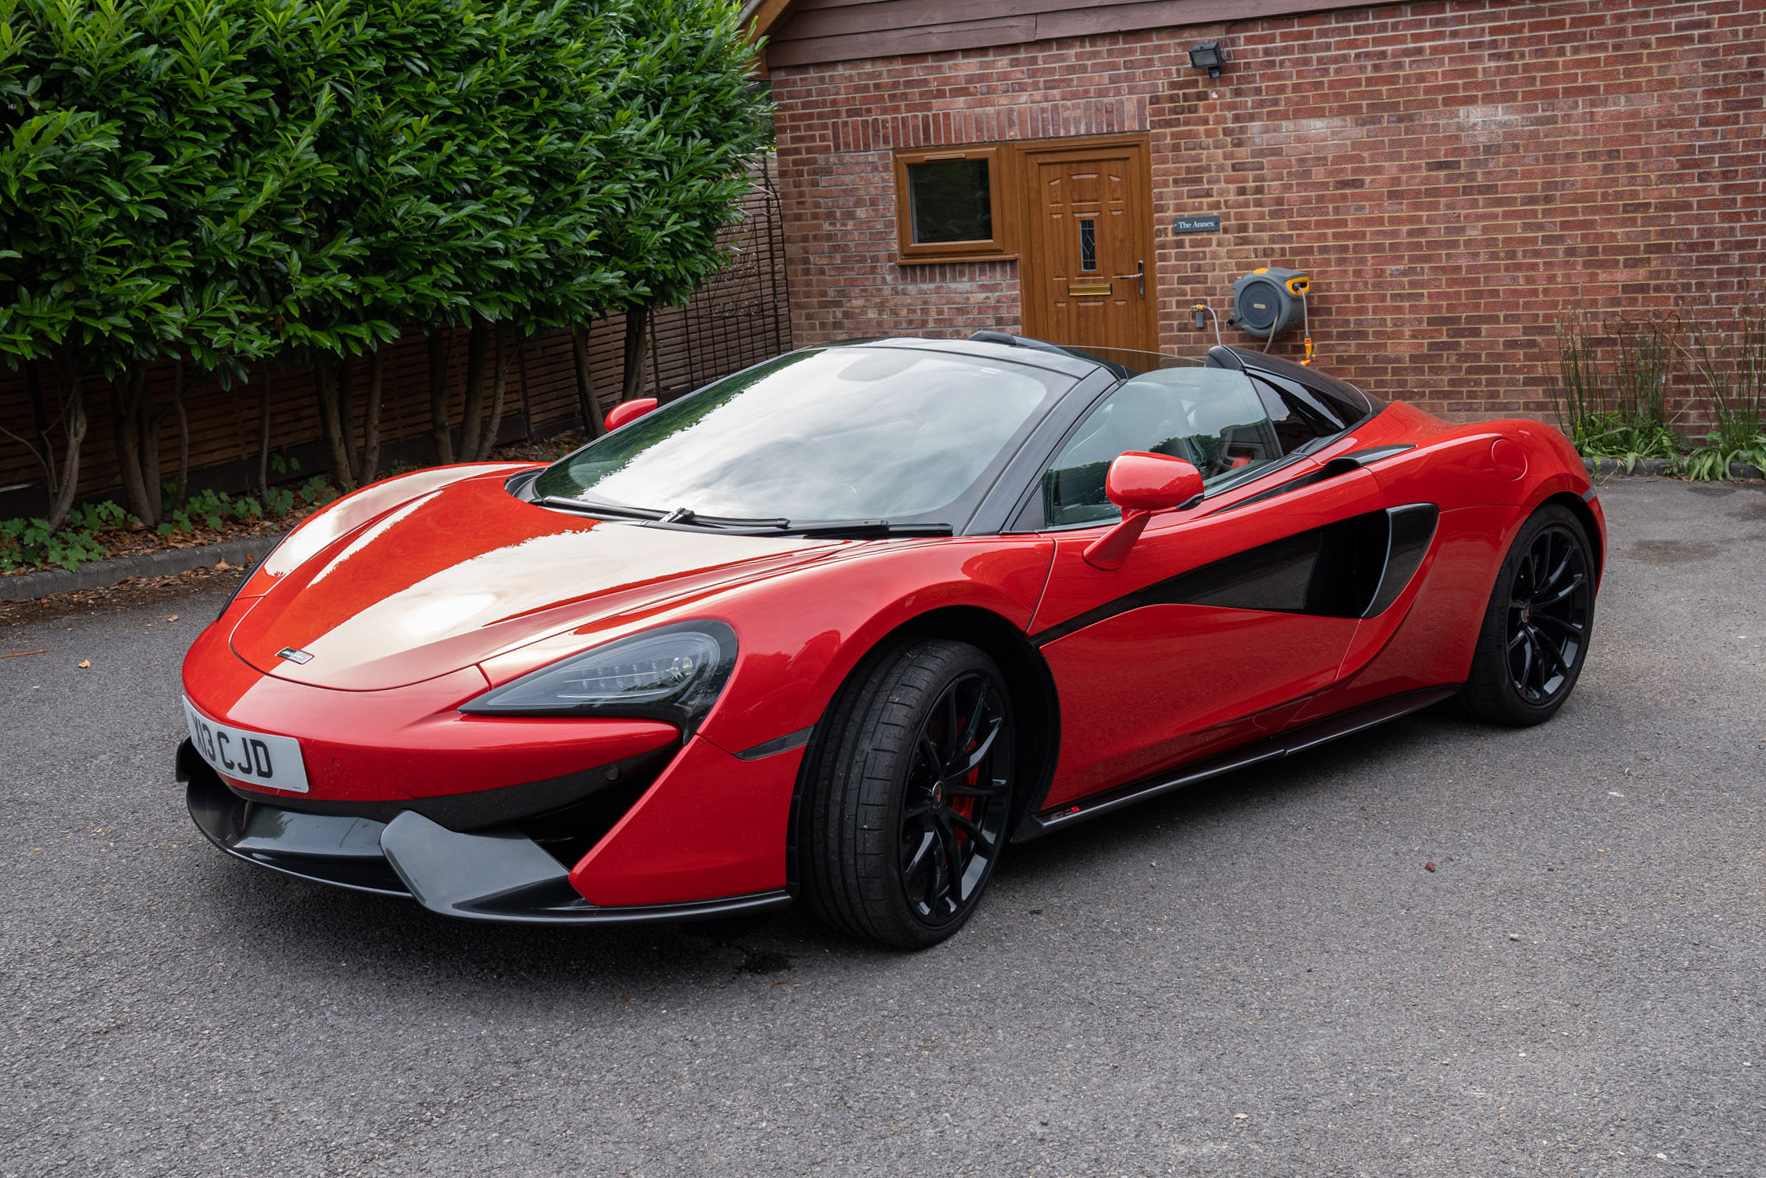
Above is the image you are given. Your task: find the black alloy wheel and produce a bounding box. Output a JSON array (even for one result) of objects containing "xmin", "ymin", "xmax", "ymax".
[
  {"xmin": 797, "ymin": 638, "xmax": 1017, "ymax": 948},
  {"xmin": 1505, "ymin": 523, "xmax": 1592, "ymax": 705},
  {"xmin": 1462, "ymin": 503, "xmax": 1596, "ymax": 726},
  {"xmin": 897, "ymin": 671, "xmax": 1014, "ymax": 926}
]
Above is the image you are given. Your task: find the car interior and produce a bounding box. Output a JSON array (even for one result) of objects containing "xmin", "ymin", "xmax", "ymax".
[{"xmin": 1040, "ymin": 368, "xmax": 1288, "ymax": 526}]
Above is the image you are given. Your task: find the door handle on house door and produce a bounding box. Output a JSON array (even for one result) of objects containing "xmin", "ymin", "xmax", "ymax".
[{"xmin": 1115, "ymin": 261, "xmax": 1145, "ymax": 299}]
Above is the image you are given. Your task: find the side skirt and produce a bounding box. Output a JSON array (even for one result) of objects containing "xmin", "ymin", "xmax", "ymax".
[{"xmin": 1012, "ymin": 686, "xmax": 1459, "ymax": 841}]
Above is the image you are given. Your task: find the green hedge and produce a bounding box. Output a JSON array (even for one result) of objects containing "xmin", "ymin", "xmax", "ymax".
[{"xmin": 0, "ymin": 0, "xmax": 768, "ymax": 526}]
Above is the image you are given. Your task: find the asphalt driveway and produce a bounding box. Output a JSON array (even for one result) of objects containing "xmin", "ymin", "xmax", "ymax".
[{"xmin": 2, "ymin": 478, "xmax": 1763, "ymax": 1177}]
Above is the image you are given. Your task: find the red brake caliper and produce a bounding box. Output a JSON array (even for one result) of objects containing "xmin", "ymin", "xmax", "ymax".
[{"xmin": 949, "ymin": 714, "xmax": 979, "ymax": 841}]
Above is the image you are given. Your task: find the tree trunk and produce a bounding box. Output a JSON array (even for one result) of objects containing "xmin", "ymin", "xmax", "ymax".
[
  {"xmin": 458, "ymin": 317, "xmax": 490, "ymax": 461},
  {"xmin": 427, "ymin": 328, "xmax": 455, "ymax": 465},
  {"xmin": 138, "ymin": 367, "xmax": 162, "ymax": 522},
  {"xmin": 517, "ymin": 333, "xmax": 534, "ymax": 444},
  {"xmin": 314, "ymin": 357, "xmax": 357, "ymax": 491},
  {"xmin": 0, "ymin": 357, "xmax": 81, "ymax": 529},
  {"xmin": 45, "ymin": 362, "xmax": 87, "ymax": 532},
  {"xmin": 170, "ymin": 357, "xmax": 189, "ymax": 510},
  {"xmin": 621, "ymin": 305, "xmax": 650, "ymax": 403},
  {"xmin": 572, "ymin": 323, "xmax": 605, "ymax": 437},
  {"xmin": 337, "ymin": 357, "xmax": 355, "ymax": 481},
  {"xmin": 25, "ymin": 358, "xmax": 52, "ymax": 475},
  {"xmin": 254, "ymin": 368, "xmax": 270, "ymax": 503},
  {"xmin": 359, "ymin": 350, "xmax": 384, "ymax": 484},
  {"xmin": 475, "ymin": 327, "xmax": 516, "ymax": 461},
  {"xmin": 110, "ymin": 367, "xmax": 157, "ymax": 527}
]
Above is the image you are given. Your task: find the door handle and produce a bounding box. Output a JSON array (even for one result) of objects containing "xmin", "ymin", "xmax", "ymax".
[{"xmin": 1115, "ymin": 260, "xmax": 1145, "ymax": 299}]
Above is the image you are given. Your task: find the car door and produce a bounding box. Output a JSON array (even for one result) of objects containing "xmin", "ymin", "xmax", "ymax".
[{"xmin": 1022, "ymin": 365, "xmax": 1392, "ymax": 808}]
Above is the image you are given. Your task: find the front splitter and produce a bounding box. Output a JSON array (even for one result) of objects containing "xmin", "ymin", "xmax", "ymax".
[{"xmin": 182, "ymin": 749, "xmax": 791, "ymax": 926}]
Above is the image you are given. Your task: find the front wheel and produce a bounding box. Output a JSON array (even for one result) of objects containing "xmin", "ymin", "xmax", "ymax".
[
  {"xmin": 1460, "ymin": 503, "xmax": 1596, "ymax": 726},
  {"xmin": 797, "ymin": 639, "xmax": 1016, "ymax": 948}
]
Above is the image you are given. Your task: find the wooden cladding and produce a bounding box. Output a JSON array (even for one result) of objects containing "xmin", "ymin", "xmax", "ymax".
[{"xmin": 763, "ymin": 0, "xmax": 1379, "ymax": 69}]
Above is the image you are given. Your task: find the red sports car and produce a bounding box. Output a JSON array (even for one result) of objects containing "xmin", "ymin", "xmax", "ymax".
[{"xmin": 180, "ymin": 335, "xmax": 1603, "ymax": 947}]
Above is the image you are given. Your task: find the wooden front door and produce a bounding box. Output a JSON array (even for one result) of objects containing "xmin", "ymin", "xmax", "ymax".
[{"xmin": 1019, "ymin": 137, "xmax": 1157, "ymax": 353}]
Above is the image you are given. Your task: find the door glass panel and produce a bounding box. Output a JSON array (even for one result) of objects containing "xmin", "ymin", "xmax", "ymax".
[
  {"xmin": 1079, "ymin": 219, "xmax": 1096, "ymax": 271},
  {"xmin": 1040, "ymin": 369, "xmax": 1281, "ymax": 526},
  {"xmin": 1246, "ymin": 364, "xmax": 1378, "ymax": 426},
  {"xmin": 906, "ymin": 158, "xmax": 993, "ymax": 244},
  {"xmin": 1248, "ymin": 372, "xmax": 1348, "ymax": 453}
]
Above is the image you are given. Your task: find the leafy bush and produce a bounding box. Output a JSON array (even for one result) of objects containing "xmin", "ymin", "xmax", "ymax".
[
  {"xmin": 2, "ymin": 498, "xmax": 121, "ymax": 570},
  {"xmin": 0, "ymin": 0, "xmax": 769, "ymax": 527},
  {"xmin": 1, "ymin": 515, "xmax": 102, "ymax": 571},
  {"xmin": 1552, "ymin": 314, "xmax": 1683, "ymax": 466},
  {"xmin": 1679, "ymin": 299, "xmax": 1766, "ymax": 481},
  {"xmin": 0, "ymin": 0, "xmax": 351, "ymax": 527},
  {"xmin": 1552, "ymin": 297, "xmax": 1766, "ymax": 480},
  {"xmin": 598, "ymin": 0, "xmax": 773, "ymax": 403},
  {"xmin": 158, "ymin": 487, "xmax": 261, "ymax": 535},
  {"xmin": 0, "ymin": 475, "xmax": 334, "ymax": 571},
  {"xmin": 299, "ymin": 475, "xmax": 338, "ymax": 508}
]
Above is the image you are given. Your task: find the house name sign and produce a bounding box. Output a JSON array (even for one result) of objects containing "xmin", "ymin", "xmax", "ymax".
[{"xmin": 1172, "ymin": 215, "xmax": 1222, "ymax": 234}]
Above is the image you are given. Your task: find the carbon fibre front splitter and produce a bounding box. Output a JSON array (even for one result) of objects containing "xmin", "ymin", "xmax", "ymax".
[{"xmin": 182, "ymin": 750, "xmax": 791, "ymax": 925}]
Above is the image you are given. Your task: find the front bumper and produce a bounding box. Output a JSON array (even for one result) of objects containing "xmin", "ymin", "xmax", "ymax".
[{"xmin": 180, "ymin": 742, "xmax": 791, "ymax": 925}]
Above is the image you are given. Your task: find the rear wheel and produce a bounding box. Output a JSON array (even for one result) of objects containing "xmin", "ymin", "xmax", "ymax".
[
  {"xmin": 798, "ymin": 639, "xmax": 1016, "ymax": 948},
  {"xmin": 1460, "ymin": 504, "xmax": 1596, "ymax": 726}
]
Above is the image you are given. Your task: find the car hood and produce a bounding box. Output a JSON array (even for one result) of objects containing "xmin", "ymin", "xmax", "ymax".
[{"xmin": 230, "ymin": 471, "xmax": 845, "ymax": 691}]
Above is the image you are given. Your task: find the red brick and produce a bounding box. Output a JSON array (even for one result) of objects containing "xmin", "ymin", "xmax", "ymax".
[{"xmin": 769, "ymin": 0, "xmax": 1766, "ymax": 422}]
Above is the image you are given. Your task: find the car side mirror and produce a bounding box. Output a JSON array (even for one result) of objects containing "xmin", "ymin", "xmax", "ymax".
[
  {"xmin": 1083, "ymin": 452, "xmax": 1204, "ymax": 570},
  {"xmin": 604, "ymin": 397, "xmax": 658, "ymax": 432}
]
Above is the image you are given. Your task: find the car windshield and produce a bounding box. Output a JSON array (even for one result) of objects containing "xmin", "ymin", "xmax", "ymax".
[{"xmin": 533, "ymin": 346, "xmax": 1075, "ymax": 525}]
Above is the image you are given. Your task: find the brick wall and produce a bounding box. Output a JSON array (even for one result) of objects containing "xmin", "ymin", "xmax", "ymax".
[{"xmin": 769, "ymin": 0, "xmax": 1766, "ymax": 421}]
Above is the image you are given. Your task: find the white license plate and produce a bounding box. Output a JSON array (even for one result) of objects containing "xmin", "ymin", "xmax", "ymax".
[{"xmin": 182, "ymin": 697, "xmax": 309, "ymax": 793}]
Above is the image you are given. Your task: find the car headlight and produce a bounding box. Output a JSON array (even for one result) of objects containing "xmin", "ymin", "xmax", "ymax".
[{"xmin": 459, "ymin": 621, "xmax": 738, "ymax": 733}]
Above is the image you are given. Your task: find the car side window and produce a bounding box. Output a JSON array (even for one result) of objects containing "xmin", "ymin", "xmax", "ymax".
[
  {"xmin": 1038, "ymin": 368, "xmax": 1284, "ymax": 527},
  {"xmin": 1247, "ymin": 370, "xmax": 1348, "ymax": 453}
]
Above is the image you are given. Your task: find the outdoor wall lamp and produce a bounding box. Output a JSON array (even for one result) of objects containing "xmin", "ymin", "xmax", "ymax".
[{"xmin": 1189, "ymin": 41, "xmax": 1226, "ymax": 79}]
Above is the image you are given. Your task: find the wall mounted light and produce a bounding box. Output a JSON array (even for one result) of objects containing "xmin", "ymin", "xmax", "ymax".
[{"xmin": 1189, "ymin": 41, "xmax": 1226, "ymax": 79}]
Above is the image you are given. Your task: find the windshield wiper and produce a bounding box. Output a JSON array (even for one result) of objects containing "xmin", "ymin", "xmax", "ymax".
[
  {"xmin": 778, "ymin": 520, "xmax": 954, "ymax": 538},
  {"xmin": 536, "ymin": 495, "xmax": 665, "ymax": 521},
  {"xmin": 539, "ymin": 498, "xmax": 787, "ymax": 530},
  {"xmin": 649, "ymin": 510, "xmax": 945, "ymax": 537},
  {"xmin": 654, "ymin": 507, "xmax": 791, "ymax": 530},
  {"xmin": 539, "ymin": 497, "xmax": 950, "ymax": 539}
]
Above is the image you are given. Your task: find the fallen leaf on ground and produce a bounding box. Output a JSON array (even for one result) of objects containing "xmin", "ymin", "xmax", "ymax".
[
  {"xmin": 77, "ymin": 659, "xmax": 91, "ymax": 668},
  {"xmin": 213, "ymin": 559, "xmax": 231, "ymax": 571},
  {"xmin": 164, "ymin": 614, "xmax": 179, "ymax": 622},
  {"xmin": 1425, "ymin": 861, "xmax": 1436, "ymax": 872}
]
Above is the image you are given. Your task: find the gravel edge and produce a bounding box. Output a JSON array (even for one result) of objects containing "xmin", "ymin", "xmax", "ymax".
[{"xmin": 0, "ymin": 534, "xmax": 284, "ymax": 603}]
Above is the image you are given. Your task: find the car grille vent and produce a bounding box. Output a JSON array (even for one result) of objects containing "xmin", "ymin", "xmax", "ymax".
[{"xmin": 519, "ymin": 757, "xmax": 667, "ymax": 869}]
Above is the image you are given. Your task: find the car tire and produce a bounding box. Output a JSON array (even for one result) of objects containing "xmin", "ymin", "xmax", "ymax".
[
  {"xmin": 797, "ymin": 638, "xmax": 1017, "ymax": 949},
  {"xmin": 1459, "ymin": 503, "xmax": 1597, "ymax": 727}
]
